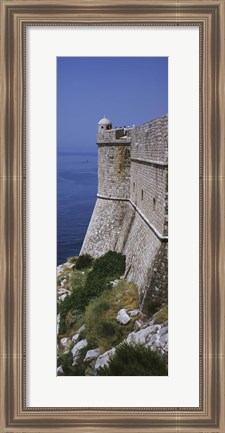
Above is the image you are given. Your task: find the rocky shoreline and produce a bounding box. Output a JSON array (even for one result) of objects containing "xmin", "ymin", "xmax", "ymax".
[{"xmin": 57, "ymin": 260, "xmax": 168, "ymax": 376}]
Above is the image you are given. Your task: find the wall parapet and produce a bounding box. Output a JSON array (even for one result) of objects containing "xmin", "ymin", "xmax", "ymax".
[
  {"xmin": 96, "ymin": 127, "xmax": 131, "ymax": 143},
  {"xmin": 131, "ymin": 157, "xmax": 168, "ymax": 167},
  {"xmin": 97, "ymin": 140, "xmax": 131, "ymax": 146}
]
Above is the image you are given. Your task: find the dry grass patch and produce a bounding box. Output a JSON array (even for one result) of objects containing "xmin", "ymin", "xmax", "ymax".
[
  {"xmin": 154, "ymin": 306, "xmax": 168, "ymax": 324},
  {"xmin": 83, "ymin": 280, "xmax": 138, "ymax": 352}
]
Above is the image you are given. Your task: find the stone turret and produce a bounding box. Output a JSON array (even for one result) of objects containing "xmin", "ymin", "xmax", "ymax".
[
  {"xmin": 98, "ymin": 115, "xmax": 112, "ymax": 132},
  {"xmin": 96, "ymin": 117, "xmax": 131, "ymax": 200}
]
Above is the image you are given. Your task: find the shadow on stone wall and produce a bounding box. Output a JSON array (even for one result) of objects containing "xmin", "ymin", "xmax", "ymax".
[{"xmin": 140, "ymin": 243, "xmax": 168, "ymax": 315}]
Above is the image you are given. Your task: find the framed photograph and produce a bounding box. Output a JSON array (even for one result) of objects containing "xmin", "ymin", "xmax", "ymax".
[
  {"xmin": 56, "ymin": 57, "xmax": 168, "ymax": 378},
  {"xmin": 1, "ymin": 1, "xmax": 224, "ymax": 432}
]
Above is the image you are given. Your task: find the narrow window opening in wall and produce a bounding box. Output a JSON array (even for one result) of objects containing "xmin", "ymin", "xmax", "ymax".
[
  {"xmin": 109, "ymin": 149, "xmax": 114, "ymax": 160},
  {"xmin": 119, "ymin": 163, "xmax": 122, "ymax": 172},
  {"xmin": 125, "ymin": 148, "xmax": 130, "ymax": 158},
  {"xmin": 133, "ymin": 182, "xmax": 135, "ymax": 192},
  {"xmin": 141, "ymin": 190, "xmax": 144, "ymax": 201},
  {"xmin": 153, "ymin": 197, "xmax": 156, "ymax": 210}
]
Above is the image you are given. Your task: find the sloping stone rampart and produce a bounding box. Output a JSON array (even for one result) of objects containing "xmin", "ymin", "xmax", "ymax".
[
  {"xmin": 81, "ymin": 198, "xmax": 163, "ymax": 299},
  {"xmin": 81, "ymin": 198, "xmax": 132, "ymax": 258}
]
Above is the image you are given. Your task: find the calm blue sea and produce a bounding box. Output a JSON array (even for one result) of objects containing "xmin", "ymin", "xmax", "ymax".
[{"xmin": 57, "ymin": 153, "xmax": 98, "ymax": 265}]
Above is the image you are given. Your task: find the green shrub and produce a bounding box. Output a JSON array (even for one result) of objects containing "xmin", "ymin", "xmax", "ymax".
[
  {"xmin": 85, "ymin": 251, "xmax": 126, "ymax": 297},
  {"xmin": 58, "ymin": 251, "xmax": 126, "ymax": 333},
  {"xmin": 70, "ymin": 251, "xmax": 126, "ymax": 313},
  {"xmin": 58, "ymin": 290, "xmax": 84, "ymax": 333},
  {"xmin": 76, "ymin": 254, "xmax": 93, "ymax": 270},
  {"xmin": 90, "ymin": 251, "xmax": 125, "ymax": 281},
  {"xmin": 85, "ymin": 318, "xmax": 123, "ymax": 350},
  {"xmin": 70, "ymin": 284, "xmax": 95, "ymax": 312},
  {"xmin": 57, "ymin": 274, "xmax": 65, "ymax": 286},
  {"xmin": 89, "ymin": 300, "xmax": 110, "ymax": 315},
  {"xmin": 84, "ymin": 294, "xmax": 133, "ymax": 351},
  {"xmin": 57, "ymin": 350, "xmax": 87, "ymax": 376},
  {"xmin": 70, "ymin": 270, "xmax": 87, "ymax": 289},
  {"xmin": 154, "ymin": 306, "xmax": 168, "ymax": 324},
  {"xmin": 96, "ymin": 319, "xmax": 120, "ymax": 338},
  {"xmin": 83, "ymin": 280, "xmax": 138, "ymax": 351},
  {"xmin": 98, "ymin": 343, "xmax": 168, "ymax": 376},
  {"xmin": 68, "ymin": 256, "xmax": 77, "ymax": 264},
  {"xmin": 65, "ymin": 310, "xmax": 77, "ymax": 327}
]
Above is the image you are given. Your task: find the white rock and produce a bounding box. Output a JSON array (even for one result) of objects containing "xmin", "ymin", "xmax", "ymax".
[
  {"xmin": 150, "ymin": 341, "xmax": 164, "ymax": 353},
  {"xmin": 84, "ymin": 348, "xmax": 101, "ymax": 363},
  {"xmin": 60, "ymin": 278, "xmax": 67, "ymax": 287},
  {"xmin": 116, "ymin": 308, "xmax": 131, "ymax": 325},
  {"xmin": 126, "ymin": 325, "xmax": 157, "ymax": 345},
  {"xmin": 129, "ymin": 309, "xmax": 141, "ymax": 317},
  {"xmin": 59, "ymin": 337, "xmax": 68, "ymax": 346},
  {"xmin": 77, "ymin": 324, "xmax": 85, "ymax": 333},
  {"xmin": 60, "ymin": 337, "xmax": 71, "ymax": 347},
  {"xmin": 72, "ymin": 333, "xmax": 79, "ymax": 343},
  {"xmin": 159, "ymin": 333, "xmax": 168, "ymax": 345},
  {"xmin": 145, "ymin": 334, "xmax": 158, "ymax": 348},
  {"xmin": 58, "ymin": 288, "xmax": 69, "ymax": 295},
  {"xmin": 57, "ymin": 365, "xmax": 64, "ymax": 374},
  {"xmin": 164, "ymin": 343, "xmax": 168, "ymax": 353},
  {"xmin": 111, "ymin": 279, "xmax": 119, "ymax": 287},
  {"xmin": 59, "ymin": 293, "xmax": 68, "ymax": 302},
  {"xmin": 148, "ymin": 320, "xmax": 155, "ymax": 326},
  {"xmin": 135, "ymin": 320, "xmax": 142, "ymax": 329},
  {"xmin": 149, "ymin": 344, "xmax": 158, "ymax": 352},
  {"xmin": 145, "ymin": 329, "xmax": 168, "ymax": 352},
  {"xmin": 57, "ymin": 314, "xmax": 60, "ymax": 335},
  {"xmin": 71, "ymin": 339, "xmax": 88, "ymax": 366},
  {"xmin": 126, "ymin": 329, "xmax": 148, "ymax": 345},
  {"xmin": 159, "ymin": 326, "xmax": 168, "ymax": 337},
  {"xmin": 57, "ymin": 265, "xmax": 63, "ymax": 276},
  {"xmin": 95, "ymin": 347, "xmax": 116, "ymax": 370},
  {"xmin": 149, "ymin": 333, "xmax": 159, "ymax": 343},
  {"xmin": 72, "ymin": 324, "xmax": 86, "ymax": 343}
]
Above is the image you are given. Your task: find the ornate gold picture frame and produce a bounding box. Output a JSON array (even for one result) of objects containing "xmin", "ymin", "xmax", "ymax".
[{"xmin": 0, "ymin": 1, "xmax": 224, "ymax": 432}]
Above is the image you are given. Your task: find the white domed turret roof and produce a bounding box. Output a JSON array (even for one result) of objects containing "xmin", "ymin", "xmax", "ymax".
[{"xmin": 98, "ymin": 115, "xmax": 112, "ymax": 125}]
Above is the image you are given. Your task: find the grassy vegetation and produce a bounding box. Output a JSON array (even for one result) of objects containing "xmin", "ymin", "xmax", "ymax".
[
  {"xmin": 69, "ymin": 270, "xmax": 87, "ymax": 289},
  {"xmin": 75, "ymin": 254, "xmax": 93, "ymax": 270},
  {"xmin": 67, "ymin": 256, "xmax": 78, "ymax": 264},
  {"xmin": 84, "ymin": 251, "xmax": 126, "ymax": 298},
  {"xmin": 57, "ymin": 344, "xmax": 92, "ymax": 376},
  {"xmin": 57, "ymin": 251, "xmax": 168, "ymax": 376},
  {"xmin": 97, "ymin": 342, "xmax": 168, "ymax": 376},
  {"xmin": 57, "ymin": 251, "xmax": 127, "ymax": 336},
  {"xmin": 154, "ymin": 306, "xmax": 168, "ymax": 324},
  {"xmin": 57, "ymin": 268, "xmax": 88, "ymax": 335},
  {"xmin": 83, "ymin": 280, "xmax": 138, "ymax": 351}
]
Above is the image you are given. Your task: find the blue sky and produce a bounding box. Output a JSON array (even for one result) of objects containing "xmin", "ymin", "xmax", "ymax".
[{"xmin": 57, "ymin": 57, "xmax": 168, "ymax": 153}]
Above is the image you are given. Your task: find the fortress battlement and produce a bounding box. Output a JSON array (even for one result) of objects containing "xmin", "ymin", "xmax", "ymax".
[{"xmin": 96, "ymin": 127, "xmax": 131, "ymax": 144}]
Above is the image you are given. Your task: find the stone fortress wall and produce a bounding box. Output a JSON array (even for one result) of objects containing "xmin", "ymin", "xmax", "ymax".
[{"xmin": 81, "ymin": 114, "xmax": 168, "ymax": 305}]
